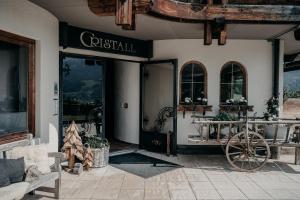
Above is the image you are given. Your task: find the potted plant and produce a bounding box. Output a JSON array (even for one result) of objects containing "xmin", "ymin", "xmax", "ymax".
[
  {"xmin": 264, "ymin": 96, "xmax": 279, "ymax": 120},
  {"xmin": 84, "ymin": 136, "xmax": 110, "ymax": 168},
  {"xmin": 263, "ymin": 97, "xmax": 287, "ymax": 140}
]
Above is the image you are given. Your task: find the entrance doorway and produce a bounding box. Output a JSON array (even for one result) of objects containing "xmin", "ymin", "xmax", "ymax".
[
  {"xmin": 60, "ymin": 53, "xmax": 177, "ymax": 154},
  {"xmin": 107, "ymin": 60, "xmax": 141, "ymax": 152},
  {"xmin": 140, "ymin": 60, "xmax": 178, "ymax": 154},
  {"xmin": 60, "ymin": 54, "xmax": 141, "ymax": 152}
]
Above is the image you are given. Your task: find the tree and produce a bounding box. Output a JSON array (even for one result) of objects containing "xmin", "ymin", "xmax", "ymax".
[
  {"xmin": 83, "ymin": 144, "xmax": 93, "ymax": 170},
  {"xmin": 62, "ymin": 121, "xmax": 84, "ymax": 169}
]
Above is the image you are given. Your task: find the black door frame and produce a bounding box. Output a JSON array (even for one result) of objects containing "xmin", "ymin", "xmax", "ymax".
[
  {"xmin": 139, "ymin": 59, "xmax": 178, "ymax": 155},
  {"xmin": 59, "ymin": 52, "xmax": 109, "ymax": 149},
  {"xmin": 59, "ymin": 52, "xmax": 178, "ymax": 154}
]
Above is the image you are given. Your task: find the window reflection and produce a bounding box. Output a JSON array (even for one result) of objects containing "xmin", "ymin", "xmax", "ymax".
[
  {"xmin": 62, "ymin": 57, "xmax": 103, "ymax": 136},
  {"xmin": 220, "ymin": 62, "xmax": 246, "ymax": 103},
  {"xmin": 180, "ymin": 62, "xmax": 207, "ymax": 104},
  {"xmin": 0, "ymin": 41, "xmax": 28, "ymax": 135}
]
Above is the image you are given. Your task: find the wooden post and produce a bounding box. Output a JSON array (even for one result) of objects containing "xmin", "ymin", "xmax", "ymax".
[
  {"xmin": 55, "ymin": 178, "xmax": 61, "ymax": 199},
  {"xmin": 295, "ymin": 147, "xmax": 300, "ymax": 165},
  {"xmin": 68, "ymin": 151, "xmax": 75, "ymax": 169},
  {"xmin": 285, "ymin": 125, "xmax": 291, "ymax": 143},
  {"xmin": 273, "ymin": 125, "xmax": 279, "ymax": 144},
  {"xmin": 116, "ymin": 0, "xmax": 134, "ymax": 28},
  {"xmin": 122, "ymin": 10, "xmax": 136, "ymax": 30},
  {"xmin": 218, "ymin": 24, "xmax": 227, "ymax": 45},
  {"xmin": 56, "ymin": 157, "xmax": 61, "ymax": 199},
  {"xmin": 204, "ymin": 21, "xmax": 212, "ymax": 45},
  {"xmin": 217, "ymin": 124, "xmax": 221, "ymax": 142},
  {"xmin": 167, "ymin": 132, "xmax": 170, "ymax": 156}
]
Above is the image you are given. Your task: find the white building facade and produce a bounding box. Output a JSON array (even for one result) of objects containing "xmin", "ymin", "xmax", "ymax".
[{"xmin": 0, "ymin": 0, "xmax": 296, "ymax": 153}]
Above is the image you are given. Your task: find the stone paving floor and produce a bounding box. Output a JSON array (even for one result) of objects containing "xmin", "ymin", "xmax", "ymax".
[{"xmin": 23, "ymin": 150, "xmax": 300, "ymax": 200}]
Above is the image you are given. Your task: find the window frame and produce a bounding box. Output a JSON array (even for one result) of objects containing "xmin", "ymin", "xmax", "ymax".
[
  {"xmin": 219, "ymin": 61, "xmax": 247, "ymax": 104},
  {"xmin": 179, "ymin": 61, "xmax": 207, "ymax": 105},
  {"xmin": 0, "ymin": 29, "xmax": 36, "ymax": 138}
]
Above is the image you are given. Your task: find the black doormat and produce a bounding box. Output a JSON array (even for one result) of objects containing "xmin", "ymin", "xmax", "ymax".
[{"xmin": 109, "ymin": 152, "xmax": 181, "ymax": 178}]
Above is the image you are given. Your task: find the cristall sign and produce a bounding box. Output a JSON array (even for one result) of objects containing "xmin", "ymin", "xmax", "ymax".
[{"xmin": 60, "ymin": 23, "xmax": 153, "ymax": 58}]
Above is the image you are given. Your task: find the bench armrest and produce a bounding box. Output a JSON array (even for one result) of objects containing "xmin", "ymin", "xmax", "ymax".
[
  {"xmin": 48, "ymin": 152, "xmax": 65, "ymax": 158},
  {"xmin": 48, "ymin": 152, "xmax": 65, "ymax": 172}
]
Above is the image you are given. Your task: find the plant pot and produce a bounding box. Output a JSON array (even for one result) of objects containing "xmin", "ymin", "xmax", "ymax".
[
  {"xmin": 264, "ymin": 125, "xmax": 287, "ymax": 140},
  {"xmin": 91, "ymin": 146, "xmax": 110, "ymax": 168},
  {"xmin": 200, "ymin": 125, "xmax": 209, "ymax": 140},
  {"xmin": 221, "ymin": 127, "xmax": 230, "ymax": 138}
]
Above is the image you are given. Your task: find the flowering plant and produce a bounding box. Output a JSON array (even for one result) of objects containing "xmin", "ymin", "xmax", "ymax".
[
  {"xmin": 225, "ymin": 97, "xmax": 248, "ymax": 105},
  {"xmin": 264, "ymin": 96, "xmax": 279, "ymax": 120},
  {"xmin": 184, "ymin": 97, "xmax": 193, "ymax": 104},
  {"xmin": 197, "ymin": 97, "xmax": 208, "ymax": 105},
  {"xmin": 184, "ymin": 96, "xmax": 208, "ymax": 106}
]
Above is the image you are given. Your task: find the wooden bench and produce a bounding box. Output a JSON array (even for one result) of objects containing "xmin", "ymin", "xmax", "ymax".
[{"xmin": 0, "ymin": 134, "xmax": 63, "ymax": 199}]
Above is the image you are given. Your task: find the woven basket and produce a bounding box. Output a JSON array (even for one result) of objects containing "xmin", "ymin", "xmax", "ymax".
[{"xmin": 91, "ymin": 146, "xmax": 109, "ymax": 168}]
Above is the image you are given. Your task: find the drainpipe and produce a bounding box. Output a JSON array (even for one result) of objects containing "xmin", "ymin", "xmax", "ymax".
[
  {"xmin": 271, "ymin": 39, "xmax": 281, "ymax": 160},
  {"xmin": 272, "ymin": 39, "xmax": 280, "ymax": 98}
]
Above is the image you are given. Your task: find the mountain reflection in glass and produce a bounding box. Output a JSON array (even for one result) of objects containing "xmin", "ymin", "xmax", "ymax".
[{"xmin": 62, "ymin": 57, "xmax": 103, "ymax": 126}]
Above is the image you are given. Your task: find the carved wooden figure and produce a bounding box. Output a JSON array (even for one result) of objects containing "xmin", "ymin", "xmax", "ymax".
[
  {"xmin": 83, "ymin": 144, "xmax": 94, "ymax": 170},
  {"xmin": 62, "ymin": 121, "xmax": 84, "ymax": 169}
]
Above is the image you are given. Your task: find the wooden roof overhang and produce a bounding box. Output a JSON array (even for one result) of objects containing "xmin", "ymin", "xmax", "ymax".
[
  {"xmin": 88, "ymin": 0, "xmax": 300, "ymax": 23},
  {"xmin": 88, "ymin": 0, "xmax": 300, "ymax": 45},
  {"xmin": 149, "ymin": 0, "xmax": 300, "ymax": 24}
]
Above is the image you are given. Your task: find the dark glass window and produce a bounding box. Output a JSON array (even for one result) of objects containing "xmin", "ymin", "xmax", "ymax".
[
  {"xmin": 180, "ymin": 62, "xmax": 206, "ymax": 104},
  {"xmin": 62, "ymin": 57, "xmax": 103, "ymax": 123},
  {"xmin": 62, "ymin": 56, "xmax": 105, "ymax": 138},
  {"xmin": 220, "ymin": 62, "xmax": 246, "ymax": 103},
  {"xmin": 0, "ymin": 41, "xmax": 29, "ymax": 135}
]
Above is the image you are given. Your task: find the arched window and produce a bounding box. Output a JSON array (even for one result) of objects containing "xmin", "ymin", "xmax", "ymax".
[
  {"xmin": 220, "ymin": 62, "xmax": 247, "ymax": 103},
  {"xmin": 180, "ymin": 61, "xmax": 207, "ymax": 104}
]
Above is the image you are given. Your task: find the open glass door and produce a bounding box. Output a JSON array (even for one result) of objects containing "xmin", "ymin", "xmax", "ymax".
[
  {"xmin": 60, "ymin": 54, "xmax": 105, "ymax": 148},
  {"xmin": 140, "ymin": 60, "xmax": 178, "ymax": 155}
]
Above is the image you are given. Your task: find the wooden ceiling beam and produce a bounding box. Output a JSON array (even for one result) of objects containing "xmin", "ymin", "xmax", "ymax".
[
  {"xmin": 228, "ymin": 0, "xmax": 300, "ymax": 5},
  {"xmin": 204, "ymin": 21, "xmax": 212, "ymax": 45},
  {"xmin": 122, "ymin": 10, "xmax": 137, "ymax": 30},
  {"xmin": 150, "ymin": 0, "xmax": 300, "ymax": 23},
  {"xmin": 88, "ymin": 0, "xmax": 116, "ymax": 16},
  {"xmin": 88, "ymin": 0, "xmax": 300, "ymax": 23},
  {"xmin": 218, "ymin": 24, "xmax": 227, "ymax": 45},
  {"xmin": 116, "ymin": 0, "xmax": 134, "ymax": 27},
  {"xmin": 88, "ymin": 0, "xmax": 151, "ymax": 16}
]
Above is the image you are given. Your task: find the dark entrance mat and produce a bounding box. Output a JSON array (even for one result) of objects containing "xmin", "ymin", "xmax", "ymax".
[{"xmin": 109, "ymin": 152, "xmax": 181, "ymax": 178}]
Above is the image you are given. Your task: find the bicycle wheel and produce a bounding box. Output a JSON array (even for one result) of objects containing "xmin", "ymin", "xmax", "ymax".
[{"xmin": 226, "ymin": 131, "xmax": 270, "ymax": 172}]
